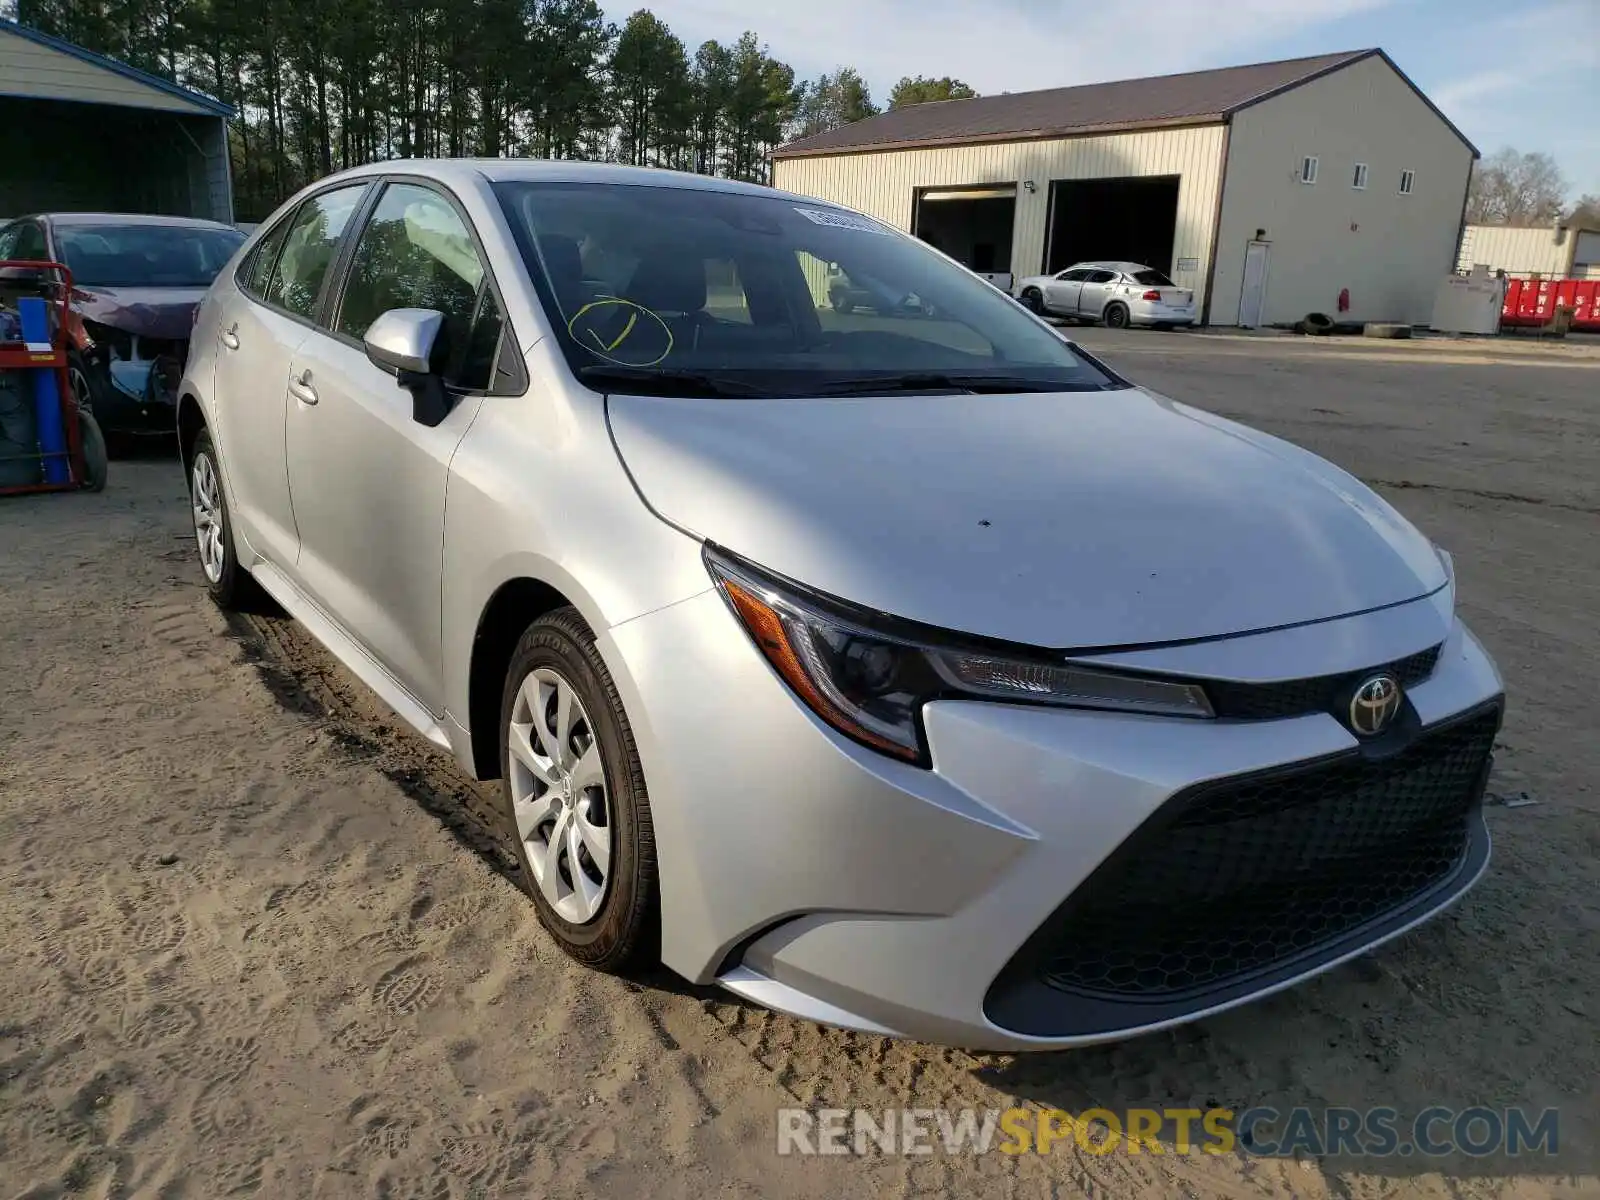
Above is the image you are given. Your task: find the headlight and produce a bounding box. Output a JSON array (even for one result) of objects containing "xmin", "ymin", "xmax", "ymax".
[
  {"xmin": 705, "ymin": 547, "xmax": 1213, "ymax": 764},
  {"xmin": 1434, "ymin": 543, "xmax": 1455, "ymax": 584},
  {"xmin": 81, "ymin": 319, "xmax": 133, "ymax": 361}
]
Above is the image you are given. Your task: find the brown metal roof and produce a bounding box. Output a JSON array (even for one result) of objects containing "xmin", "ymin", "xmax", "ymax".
[{"xmin": 776, "ymin": 50, "xmax": 1382, "ymax": 158}]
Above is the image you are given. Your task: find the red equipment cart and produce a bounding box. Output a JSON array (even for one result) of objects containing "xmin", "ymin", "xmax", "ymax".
[{"xmin": 0, "ymin": 258, "xmax": 107, "ymax": 495}]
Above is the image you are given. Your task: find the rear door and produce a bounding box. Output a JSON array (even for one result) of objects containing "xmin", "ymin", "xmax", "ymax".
[
  {"xmin": 1078, "ymin": 269, "xmax": 1119, "ymax": 318},
  {"xmin": 211, "ymin": 184, "xmax": 369, "ymax": 568},
  {"xmin": 283, "ymin": 179, "xmax": 512, "ymax": 714},
  {"xmin": 1043, "ymin": 267, "xmax": 1089, "ymax": 314}
]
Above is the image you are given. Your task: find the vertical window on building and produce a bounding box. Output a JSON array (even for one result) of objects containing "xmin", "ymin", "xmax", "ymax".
[
  {"xmin": 1352, "ymin": 163, "xmax": 1369, "ymax": 189},
  {"xmin": 1399, "ymin": 169, "xmax": 1415, "ymax": 195},
  {"xmin": 1300, "ymin": 156, "xmax": 1319, "ymax": 185}
]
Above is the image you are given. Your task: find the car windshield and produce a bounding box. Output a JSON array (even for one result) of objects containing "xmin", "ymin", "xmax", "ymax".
[
  {"xmin": 1131, "ymin": 269, "xmax": 1175, "ymax": 287},
  {"xmin": 54, "ymin": 223, "xmax": 246, "ymax": 287},
  {"xmin": 494, "ymin": 181, "xmax": 1126, "ymax": 398}
]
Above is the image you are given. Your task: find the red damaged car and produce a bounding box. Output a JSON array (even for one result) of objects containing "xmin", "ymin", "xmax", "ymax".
[{"xmin": 0, "ymin": 213, "xmax": 245, "ymax": 437}]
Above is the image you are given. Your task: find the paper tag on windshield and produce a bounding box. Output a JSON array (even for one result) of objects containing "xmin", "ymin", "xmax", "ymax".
[{"xmin": 793, "ymin": 206, "xmax": 889, "ymax": 234}]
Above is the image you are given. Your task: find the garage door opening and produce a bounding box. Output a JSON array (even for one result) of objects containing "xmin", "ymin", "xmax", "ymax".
[
  {"xmin": 1046, "ymin": 176, "xmax": 1179, "ymax": 274},
  {"xmin": 913, "ymin": 185, "xmax": 1017, "ymax": 290}
]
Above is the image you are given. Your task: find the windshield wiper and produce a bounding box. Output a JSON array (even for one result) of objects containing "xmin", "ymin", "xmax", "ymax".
[
  {"xmin": 577, "ymin": 365, "xmax": 769, "ymax": 398},
  {"xmin": 811, "ymin": 373, "xmax": 1069, "ymax": 396}
]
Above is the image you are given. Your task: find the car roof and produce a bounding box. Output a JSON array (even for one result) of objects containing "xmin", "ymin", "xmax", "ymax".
[
  {"xmin": 311, "ymin": 158, "xmax": 838, "ymax": 208},
  {"xmin": 1069, "ymin": 261, "xmax": 1153, "ymax": 274},
  {"xmin": 36, "ymin": 212, "xmax": 241, "ymax": 231}
]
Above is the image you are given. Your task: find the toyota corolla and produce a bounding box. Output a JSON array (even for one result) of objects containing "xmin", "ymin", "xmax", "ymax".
[{"xmin": 178, "ymin": 161, "xmax": 1504, "ymax": 1049}]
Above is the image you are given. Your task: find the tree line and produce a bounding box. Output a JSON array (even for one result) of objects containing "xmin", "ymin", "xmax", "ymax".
[
  {"xmin": 15, "ymin": 0, "xmax": 977, "ymax": 220},
  {"xmin": 1467, "ymin": 147, "xmax": 1597, "ymax": 229}
]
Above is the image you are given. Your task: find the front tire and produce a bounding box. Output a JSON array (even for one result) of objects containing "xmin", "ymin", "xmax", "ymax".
[
  {"xmin": 1104, "ymin": 302, "xmax": 1130, "ymax": 329},
  {"xmin": 1020, "ymin": 287, "xmax": 1044, "ymax": 314},
  {"xmin": 67, "ymin": 351, "xmax": 101, "ymax": 419},
  {"xmin": 189, "ymin": 429, "xmax": 257, "ymax": 608},
  {"xmin": 77, "ymin": 410, "xmax": 108, "ymax": 493},
  {"xmin": 499, "ymin": 607, "xmax": 657, "ymax": 972}
]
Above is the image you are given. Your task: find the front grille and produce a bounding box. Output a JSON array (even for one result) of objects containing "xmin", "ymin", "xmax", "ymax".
[
  {"xmin": 1036, "ymin": 704, "xmax": 1498, "ymax": 1000},
  {"xmin": 1206, "ymin": 644, "xmax": 1442, "ymax": 721}
]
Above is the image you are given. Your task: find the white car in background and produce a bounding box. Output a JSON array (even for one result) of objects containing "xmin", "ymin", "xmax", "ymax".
[{"xmin": 1015, "ymin": 261, "xmax": 1195, "ymax": 328}]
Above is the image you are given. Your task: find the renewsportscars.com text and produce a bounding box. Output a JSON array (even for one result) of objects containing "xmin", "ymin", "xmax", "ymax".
[{"xmin": 776, "ymin": 1106, "xmax": 1560, "ymax": 1158}]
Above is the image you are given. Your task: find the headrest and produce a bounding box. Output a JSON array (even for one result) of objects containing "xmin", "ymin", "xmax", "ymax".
[{"xmin": 625, "ymin": 253, "xmax": 706, "ymax": 314}]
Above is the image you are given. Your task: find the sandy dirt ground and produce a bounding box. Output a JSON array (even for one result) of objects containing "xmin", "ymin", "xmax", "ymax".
[{"xmin": 2, "ymin": 332, "xmax": 1597, "ymax": 1198}]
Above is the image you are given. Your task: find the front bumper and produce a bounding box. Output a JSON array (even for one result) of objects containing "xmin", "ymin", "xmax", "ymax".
[
  {"xmin": 83, "ymin": 338, "xmax": 185, "ymax": 435},
  {"xmin": 601, "ymin": 589, "xmax": 1504, "ymax": 1050}
]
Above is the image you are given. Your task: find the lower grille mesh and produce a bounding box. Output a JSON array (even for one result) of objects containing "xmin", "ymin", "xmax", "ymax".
[{"xmin": 1038, "ymin": 706, "xmax": 1498, "ymax": 999}]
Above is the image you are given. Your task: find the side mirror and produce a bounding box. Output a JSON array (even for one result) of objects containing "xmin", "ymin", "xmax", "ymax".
[
  {"xmin": 363, "ymin": 308, "xmax": 451, "ymax": 427},
  {"xmin": 0, "ymin": 265, "xmax": 49, "ymax": 286}
]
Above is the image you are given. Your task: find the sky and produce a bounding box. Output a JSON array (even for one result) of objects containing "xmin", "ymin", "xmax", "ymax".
[{"xmin": 604, "ymin": 0, "xmax": 1600, "ymax": 200}]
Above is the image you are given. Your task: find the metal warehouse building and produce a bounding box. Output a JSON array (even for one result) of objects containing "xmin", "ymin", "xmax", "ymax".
[
  {"xmin": 774, "ymin": 50, "xmax": 1476, "ymax": 327},
  {"xmin": 0, "ymin": 20, "xmax": 233, "ymax": 223},
  {"xmin": 1458, "ymin": 222, "xmax": 1600, "ymax": 280}
]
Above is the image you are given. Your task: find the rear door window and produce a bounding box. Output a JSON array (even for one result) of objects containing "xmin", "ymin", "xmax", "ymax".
[
  {"xmin": 241, "ymin": 218, "xmax": 293, "ymax": 299},
  {"xmin": 264, "ymin": 184, "xmax": 368, "ymax": 321}
]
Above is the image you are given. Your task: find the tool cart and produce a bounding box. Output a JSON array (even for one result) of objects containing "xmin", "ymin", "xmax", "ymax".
[{"xmin": 1, "ymin": 258, "xmax": 108, "ymax": 495}]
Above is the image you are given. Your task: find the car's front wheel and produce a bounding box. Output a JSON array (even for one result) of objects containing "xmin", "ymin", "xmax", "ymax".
[
  {"xmin": 499, "ymin": 607, "xmax": 657, "ymax": 972},
  {"xmin": 1020, "ymin": 287, "xmax": 1044, "ymax": 314}
]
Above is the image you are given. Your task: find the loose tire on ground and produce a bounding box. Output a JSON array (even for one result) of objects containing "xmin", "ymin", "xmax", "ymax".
[
  {"xmin": 498, "ymin": 606, "xmax": 658, "ymax": 973},
  {"xmin": 1363, "ymin": 322, "xmax": 1412, "ymax": 339}
]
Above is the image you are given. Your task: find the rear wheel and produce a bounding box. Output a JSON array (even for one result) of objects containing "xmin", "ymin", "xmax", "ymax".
[
  {"xmin": 1104, "ymin": 302, "xmax": 1130, "ymax": 329},
  {"xmin": 189, "ymin": 429, "xmax": 258, "ymax": 608},
  {"xmin": 499, "ymin": 607, "xmax": 657, "ymax": 972}
]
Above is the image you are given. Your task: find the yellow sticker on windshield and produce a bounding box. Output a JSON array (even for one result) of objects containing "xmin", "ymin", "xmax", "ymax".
[{"xmin": 567, "ymin": 297, "xmax": 674, "ymax": 367}]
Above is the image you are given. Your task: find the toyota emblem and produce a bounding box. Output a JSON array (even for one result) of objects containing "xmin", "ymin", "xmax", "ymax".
[{"xmin": 1349, "ymin": 674, "xmax": 1403, "ymax": 737}]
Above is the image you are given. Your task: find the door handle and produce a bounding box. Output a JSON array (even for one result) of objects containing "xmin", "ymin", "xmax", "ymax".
[
  {"xmin": 220, "ymin": 322, "xmax": 239, "ymax": 350},
  {"xmin": 288, "ymin": 369, "xmax": 318, "ymax": 406}
]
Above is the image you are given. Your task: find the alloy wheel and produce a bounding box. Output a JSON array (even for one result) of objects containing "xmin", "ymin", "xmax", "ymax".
[
  {"xmin": 69, "ymin": 365, "xmax": 94, "ymax": 414},
  {"xmin": 507, "ymin": 667, "xmax": 612, "ymax": 924},
  {"xmin": 191, "ymin": 453, "xmax": 225, "ymax": 583}
]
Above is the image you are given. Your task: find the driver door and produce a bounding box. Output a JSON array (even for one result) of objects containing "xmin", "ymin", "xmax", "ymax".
[
  {"xmin": 283, "ymin": 180, "xmax": 509, "ymax": 715},
  {"xmin": 1043, "ymin": 267, "xmax": 1089, "ymax": 314}
]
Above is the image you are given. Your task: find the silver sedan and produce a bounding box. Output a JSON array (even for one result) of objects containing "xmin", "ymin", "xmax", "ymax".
[
  {"xmin": 180, "ymin": 162, "xmax": 1502, "ymax": 1050},
  {"xmin": 1015, "ymin": 260, "xmax": 1197, "ymax": 327}
]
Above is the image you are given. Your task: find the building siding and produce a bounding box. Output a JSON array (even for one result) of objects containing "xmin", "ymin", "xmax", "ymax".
[
  {"xmin": 1457, "ymin": 223, "xmax": 1584, "ymax": 277},
  {"xmin": 1211, "ymin": 54, "xmax": 1474, "ymax": 326},
  {"xmin": 0, "ymin": 31, "xmax": 214, "ymax": 115},
  {"xmin": 773, "ymin": 125, "xmax": 1227, "ymax": 312}
]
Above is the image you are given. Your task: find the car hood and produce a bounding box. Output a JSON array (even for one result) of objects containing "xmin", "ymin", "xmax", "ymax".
[
  {"xmin": 72, "ymin": 285, "xmax": 208, "ymax": 339},
  {"xmin": 607, "ymin": 387, "xmax": 1447, "ymax": 650}
]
